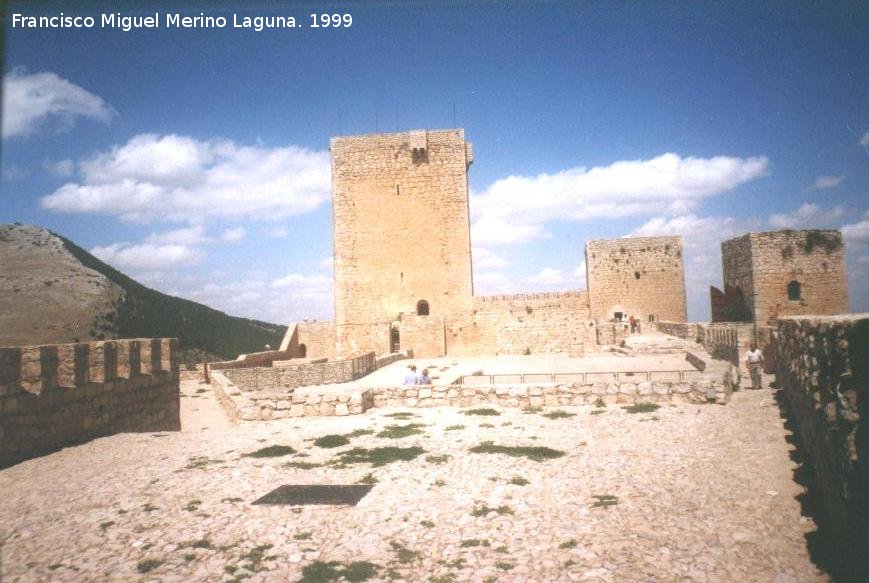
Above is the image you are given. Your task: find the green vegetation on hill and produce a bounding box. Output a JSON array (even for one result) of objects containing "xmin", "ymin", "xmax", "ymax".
[{"xmin": 57, "ymin": 233, "xmax": 286, "ymax": 362}]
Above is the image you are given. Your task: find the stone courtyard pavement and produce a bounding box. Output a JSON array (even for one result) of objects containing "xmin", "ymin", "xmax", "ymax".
[{"xmin": 0, "ymin": 376, "xmax": 827, "ymax": 582}]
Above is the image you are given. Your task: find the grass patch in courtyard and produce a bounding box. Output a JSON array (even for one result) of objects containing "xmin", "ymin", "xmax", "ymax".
[
  {"xmin": 285, "ymin": 460, "xmax": 323, "ymax": 469},
  {"xmin": 334, "ymin": 446, "xmax": 426, "ymax": 467},
  {"xmin": 357, "ymin": 472, "xmax": 378, "ymax": 484},
  {"xmin": 242, "ymin": 445, "xmax": 296, "ymax": 458},
  {"xmin": 384, "ymin": 412, "xmax": 417, "ymax": 419},
  {"xmin": 314, "ymin": 434, "xmax": 350, "ymax": 448},
  {"xmin": 184, "ymin": 455, "xmax": 225, "ymax": 469},
  {"xmin": 137, "ymin": 559, "xmax": 163, "ymax": 573},
  {"xmin": 300, "ymin": 560, "xmax": 380, "ymax": 582},
  {"xmin": 541, "ymin": 410, "xmax": 576, "ymax": 419},
  {"xmin": 471, "ymin": 503, "xmax": 514, "ymax": 517},
  {"xmin": 622, "ymin": 403, "xmax": 660, "ymax": 414},
  {"xmin": 591, "ymin": 494, "xmax": 619, "ymax": 508},
  {"xmin": 462, "ymin": 408, "xmax": 500, "ymax": 416},
  {"xmin": 376, "ymin": 423, "xmax": 425, "ymax": 439},
  {"xmin": 469, "ymin": 441, "xmax": 565, "ymax": 462},
  {"xmin": 389, "ymin": 540, "xmax": 420, "ymax": 564},
  {"xmin": 425, "ymin": 454, "xmax": 450, "ymax": 464}
]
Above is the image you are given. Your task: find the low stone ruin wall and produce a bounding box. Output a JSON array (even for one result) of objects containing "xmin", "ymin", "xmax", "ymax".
[
  {"xmin": 218, "ymin": 376, "xmax": 730, "ymax": 421},
  {"xmin": 655, "ymin": 321, "xmax": 698, "ymax": 340},
  {"xmin": 221, "ymin": 352, "xmax": 378, "ymax": 392},
  {"xmin": 209, "ymin": 348, "xmax": 294, "ymax": 371},
  {"xmin": 0, "ymin": 338, "xmax": 180, "ymax": 468},
  {"xmin": 773, "ymin": 314, "xmax": 868, "ymax": 578}
]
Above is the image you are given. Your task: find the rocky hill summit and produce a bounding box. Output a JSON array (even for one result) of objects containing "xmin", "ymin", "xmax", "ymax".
[{"xmin": 0, "ymin": 224, "xmax": 285, "ymax": 362}]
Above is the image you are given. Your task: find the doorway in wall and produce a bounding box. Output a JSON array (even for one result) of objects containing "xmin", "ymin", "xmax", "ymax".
[{"xmin": 390, "ymin": 327, "xmax": 400, "ymax": 353}]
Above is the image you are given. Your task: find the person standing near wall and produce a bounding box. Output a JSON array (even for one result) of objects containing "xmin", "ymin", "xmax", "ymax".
[{"xmin": 745, "ymin": 343, "xmax": 764, "ymax": 389}]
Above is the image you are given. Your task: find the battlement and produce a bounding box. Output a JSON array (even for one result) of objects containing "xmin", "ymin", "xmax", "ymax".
[
  {"xmin": 475, "ymin": 290, "xmax": 586, "ymax": 303},
  {"xmin": 0, "ymin": 338, "xmax": 178, "ymax": 394},
  {"xmin": 0, "ymin": 338, "xmax": 180, "ymax": 467}
]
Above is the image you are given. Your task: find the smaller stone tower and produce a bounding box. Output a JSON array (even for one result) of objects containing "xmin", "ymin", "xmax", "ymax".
[
  {"xmin": 585, "ymin": 236, "xmax": 688, "ymax": 324},
  {"xmin": 713, "ymin": 229, "xmax": 849, "ymax": 325}
]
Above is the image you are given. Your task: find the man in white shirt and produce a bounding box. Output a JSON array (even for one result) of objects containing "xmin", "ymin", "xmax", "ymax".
[
  {"xmin": 403, "ymin": 364, "xmax": 420, "ymax": 385},
  {"xmin": 745, "ymin": 343, "xmax": 764, "ymax": 390}
]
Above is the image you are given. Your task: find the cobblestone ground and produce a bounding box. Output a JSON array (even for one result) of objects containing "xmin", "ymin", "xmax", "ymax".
[{"xmin": 0, "ymin": 376, "xmax": 827, "ymax": 582}]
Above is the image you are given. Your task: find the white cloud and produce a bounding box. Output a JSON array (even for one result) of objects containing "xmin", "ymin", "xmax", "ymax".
[
  {"xmin": 811, "ymin": 175, "xmax": 845, "ymax": 189},
  {"xmin": 470, "ymin": 152, "xmax": 768, "ymax": 246},
  {"xmin": 861, "ymin": 131, "xmax": 869, "ymax": 148},
  {"xmin": 264, "ymin": 226, "xmax": 290, "ymax": 238},
  {"xmin": 473, "ymin": 271, "xmax": 512, "ymax": 295},
  {"xmin": 40, "ymin": 133, "xmax": 331, "ymax": 222},
  {"xmin": 530, "ymin": 267, "xmax": 564, "ymax": 286},
  {"xmin": 843, "ymin": 217, "xmax": 869, "ymax": 244},
  {"xmin": 768, "ymin": 203, "xmax": 846, "ymax": 229},
  {"xmin": 221, "ymin": 227, "xmax": 246, "ymax": 242},
  {"xmin": 574, "ymin": 260, "xmax": 587, "ymax": 288},
  {"xmin": 145, "ymin": 225, "xmax": 208, "ymax": 246},
  {"xmin": 472, "ymin": 247, "xmax": 509, "ymax": 269},
  {"xmin": 91, "ymin": 242, "xmax": 204, "ymax": 270},
  {"xmin": 471, "ymin": 216, "xmax": 546, "ymax": 247},
  {"xmin": 2, "ymin": 69, "xmax": 115, "ymax": 138},
  {"xmin": 44, "ymin": 158, "xmax": 75, "ymax": 177}
]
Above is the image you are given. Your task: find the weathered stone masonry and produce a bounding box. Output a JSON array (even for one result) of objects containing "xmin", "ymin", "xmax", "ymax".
[
  {"xmin": 0, "ymin": 338, "xmax": 180, "ymax": 468},
  {"xmin": 773, "ymin": 314, "xmax": 868, "ymax": 577},
  {"xmin": 586, "ymin": 236, "xmax": 687, "ymax": 324},
  {"xmin": 714, "ymin": 230, "xmax": 848, "ymax": 325},
  {"xmin": 331, "ymin": 129, "xmax": 475, "ymax": 359}
]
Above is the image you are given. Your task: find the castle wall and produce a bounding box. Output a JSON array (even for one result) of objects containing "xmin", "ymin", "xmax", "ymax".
[
  {"xmin": 0, "ymin": 338, "xmax": 180, "ymax": 468},
  {"xmin": 586, "ymin": 236, "xmax": 687, "ymax": 323},
  {"xmin": 746, "ymin": 231, "xmax": 848, "ymax": 326},
  {"xmin": 445, "ymin": 291, "xmax": 594, "ymax": 356},
  {"xmin": 297, "ymin": 321, "xmax": 337, "ymax": 360},
  {"xmin": 221, "ymin": 352, "xmax": 376, "ymax": 392},
  {"xmin": 331, "ymin": 129, "xmax": 474, "ymax": 358},
  {"xmin": 773, "ymin": 314, "xmax": 868, "ymax": 578}
]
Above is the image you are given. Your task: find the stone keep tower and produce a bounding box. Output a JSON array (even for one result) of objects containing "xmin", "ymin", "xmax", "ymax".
[
  {"xmin": 586, "ymin": 236, "xmax": 688, "ymax": 324},
  {"xmin": 715, "ymin": 230, "xmax": 848, "ymax": 325},
  {"xmin": 331, "ymin": 129, "xmax": 475, "ymax": 358}
]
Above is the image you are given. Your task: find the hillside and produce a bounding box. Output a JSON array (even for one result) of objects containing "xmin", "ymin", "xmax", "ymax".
[{"xmin": 0, "ymin": 224, "xmax": 286, "ymax": 361}]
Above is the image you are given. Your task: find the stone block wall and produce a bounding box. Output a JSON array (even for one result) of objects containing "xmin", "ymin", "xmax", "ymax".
[
  {"xmin": 586, "ymin": 236, "xmax": 687, "ymax": 324},
  {"xmin": 221, "ymin": 352, "xmax": 377, "ymax": 392},
  {"xmin": 719, "ymin": 230, "xmax": 849, "ymax": 326},
  {"xmin": 398, "ymin": 314, "xmax": 446, "ymax": 358},
  {"xmin": 0, "ymin": 338, "xmax": 180, "ymax": 467},
  {"xmin": 332, "ymin": 129, "xmax": 475, "ymax": 358},
  {"xmin": 226, "ymin": 376, "xmax": 729, "ymax": 421},
  {"xmin": 209, "ymin": 348, "xmax": 295, "ymax": 371},
  {"xmin": 773, "ymin": 314, "xmax": 868, "ymax": 577},
  {"xmin": 656, "ymin": 321, "xmax": 699, "ymax": 341},
  {"xmin": 445, "ymin": 291, "xmax": 595, "ymax": 356}
]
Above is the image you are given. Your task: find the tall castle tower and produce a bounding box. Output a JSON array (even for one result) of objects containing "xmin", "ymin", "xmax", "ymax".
[{"xmin": 330, "ymin": 129, "xmax": 475, "ymax": 358}]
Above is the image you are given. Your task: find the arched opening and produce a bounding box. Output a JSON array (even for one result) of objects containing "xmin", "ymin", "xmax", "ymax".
[
  {"xmin": 298, "ymin": 344, "xmax": 307, "ymax": 358},
  {"xmin": 390, "ymin": 327, "xmax": 400, "ymax": 353},
  {"xmin": 416, "ymin": 299, "xmax": 430, "ymax": 316},
  {"xmin": 787, "ymin": 280, "xmax": 801, "ymax": 301}
]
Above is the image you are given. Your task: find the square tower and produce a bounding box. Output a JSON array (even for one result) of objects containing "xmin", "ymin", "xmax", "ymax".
[
  {"xmin": 715, "ymin": 229, "xmax": 848, "ymax": 325},
  {"xmin": 331, "ymin": 129, "xmax": 475, "ymax": 357},
  {"xmin": 586, "ymin": 236, "xmax": 688, "ymax": 323}
]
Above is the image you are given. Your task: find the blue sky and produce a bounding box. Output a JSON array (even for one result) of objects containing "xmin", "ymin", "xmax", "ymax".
[{"xmin": 2, "ymin": 1, "xmax": 868, "ymax": 324}]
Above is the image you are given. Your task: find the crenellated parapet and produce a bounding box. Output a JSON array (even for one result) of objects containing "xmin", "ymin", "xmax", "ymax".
[
  {"xmin": 1, "ymin": 338, "xmax": 178, "ymax": 395},
  {"xmin": 0, "ymin": 338, "xmax": 180, "ymax": 468}
]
